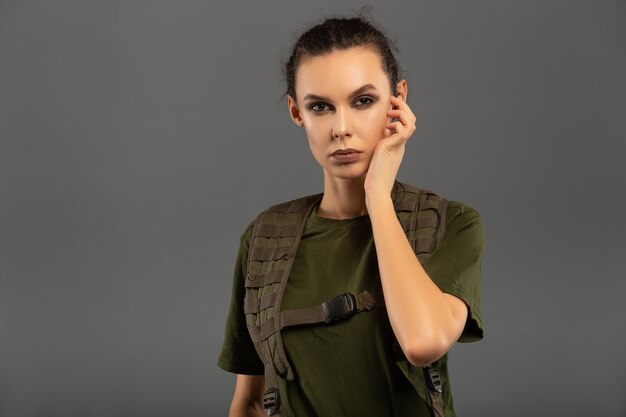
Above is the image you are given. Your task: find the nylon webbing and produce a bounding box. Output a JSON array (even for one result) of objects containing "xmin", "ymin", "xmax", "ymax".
[
  {"xmin": 256, "ymin": 222, "xmax": 299, "ymax": 238},
  {"xmin": 244, "ymin": 291, "xmax": 277, "ymax": 314},
  {"xmin": 429, "ymin": 391, "xmax": 445, "ymax": 417},
  {"xmin": 419, "ymin": 199, "xmax": 441, "ymax": 210},
  {"xmin": 249, "ymin": 245, "xmax": 291, "ymax": 262},
  {"xmin": 399, "ymin": 215, "xmax": 438, "ymax": 230},
  {"xmin": 247, "ymin": 291, "xmax": 387, "ymax": 340},
  {"xmin": 247, "ymin": 318, "xmax": 276, "ymax": 342},
  {"xmin": 279, "ymin": 290, "xmax": 385, "ymax": 328},
  {"xmin": 436, "ymin": 198, "xmax": 449, "ymax": 247},
  {"xmin": 395, "ymin": 199, "xmax": 418, "ymax": 211},
  {"xmin": 245, "ymin": 269, "xmax": 284, "ymax": 288},
  {"xmin": 424, "ymin": 365, "xmax": 445, "ymax": 417},
  {"xmin": 258, "ymin": 194, "xmax": 324, "ymax": 416}
]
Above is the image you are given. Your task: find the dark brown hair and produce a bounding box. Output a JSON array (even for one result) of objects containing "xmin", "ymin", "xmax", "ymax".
[{"xmin": 280, "ymin": 6, "xmax": 402, "ymax": 105}]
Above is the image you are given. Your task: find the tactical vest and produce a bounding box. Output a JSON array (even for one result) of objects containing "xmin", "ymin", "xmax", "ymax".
[{"xmin": 244, "ymin": 180, "xmax": 449, "ymax": 417}]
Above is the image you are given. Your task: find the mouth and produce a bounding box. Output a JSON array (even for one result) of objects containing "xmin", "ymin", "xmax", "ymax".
[
  {"xmin": 331, "ymin": 148, "xmax": 362, "ymax": 162},
  {"xmin": 331, "ymin": 148, "xmax": 361, "ymax": 156}
]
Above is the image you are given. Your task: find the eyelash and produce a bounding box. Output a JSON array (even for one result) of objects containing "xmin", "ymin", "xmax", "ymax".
[{"xmin": 308, "ymin": 97, "xmax": 375, "ymax": 112}]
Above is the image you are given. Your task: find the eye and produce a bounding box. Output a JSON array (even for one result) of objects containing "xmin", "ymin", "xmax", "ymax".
[
  {"xmin": 308, "ymin": 97, "xmax": 375, "ymax": 113},
  {"xmin": 309, "ymin": 102, "xmax": 331, "ymax": 112},
  {"xmin": 354, "ymin": 96, "xmax": 375, "ymax": 106}
]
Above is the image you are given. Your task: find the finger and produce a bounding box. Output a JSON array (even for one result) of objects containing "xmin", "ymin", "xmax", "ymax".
[
  {"xmin": 386, "ymin": 119, "xmax": 403, "ymax": 132},
  {"xmin": 387, "ymin": 110, "xmax": 416, "ymax": 138},
  {"xmin": 387, "ymin": 112, "xmax": 409, "ymax": 135},
  {"xmin": 387, "ymin": 120, "xmax": 414, "ymax": 145},
  {"xmin": 387, "ymin": 109, "xmax": 407, "ymax": 125},
  {"xmin": 390, "ymin": 94, "xmax": 417, "ymax": 124},
  {"xmin": 385, "ymin": 121, "xmax": 407, "ymax": 145},
  {"xmin": 390, "ymin": 93, "xmax": 406, "ymax": 109}
]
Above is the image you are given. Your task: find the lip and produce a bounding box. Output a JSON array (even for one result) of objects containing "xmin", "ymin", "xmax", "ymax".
[
  {"xmin": 331, "ymin": 149, "xmax": 362, "ymax": 163},
  {"xmin": 331, "ymin": 148, "xmax": 361, "ymax": 156}
]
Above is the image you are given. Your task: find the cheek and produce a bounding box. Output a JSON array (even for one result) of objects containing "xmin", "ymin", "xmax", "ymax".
[
  {"xmin": 306, "ymin": 136, "xmax": 327, "ymax": 162},
  {"xmin": 303, "ymin": 115, "xmax": 333, "ymax": 135},
  {"xmin": 358, "ymin": 108, "xmax": 391, "ymax": 139},
  {"xmin": 363, "ymin": 103, "xmax": 391, "ymax": 126}
]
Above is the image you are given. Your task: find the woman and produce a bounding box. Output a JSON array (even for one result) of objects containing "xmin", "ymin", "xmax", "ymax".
[{"xmin": 218, "ymin": 12, "xmax": 484, "ymax": 417}]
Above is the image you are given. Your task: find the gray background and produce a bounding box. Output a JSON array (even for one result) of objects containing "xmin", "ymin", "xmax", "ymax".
[{"xmin": 1, "ymin": 1, "xmax": 625, "ymax": 416}]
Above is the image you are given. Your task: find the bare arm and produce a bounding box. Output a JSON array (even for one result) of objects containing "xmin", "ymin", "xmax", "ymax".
[
  {"xmin": 228, "ymin": 374, "xmax": 267, "ymax": 417},
  {"xmin": 366, "ymin": 191, "xmax": 468, "ymax": 366}
]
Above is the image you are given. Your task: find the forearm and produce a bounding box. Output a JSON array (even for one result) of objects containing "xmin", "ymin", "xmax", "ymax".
[
  {"xmin": 365, "ymin": 191, "xmax": 458, "ymax": 365},
  {"xmin": 228, "ymin": 402, "xmax": 266, "ymax": 417}
]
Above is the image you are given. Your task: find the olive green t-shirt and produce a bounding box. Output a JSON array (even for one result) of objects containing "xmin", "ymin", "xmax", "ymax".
[{"xmin": 217, "ymin": 199, "xmax": 485, "ymax": 417}]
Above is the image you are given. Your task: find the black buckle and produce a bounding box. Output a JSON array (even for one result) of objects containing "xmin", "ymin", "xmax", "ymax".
[
  {"xmin": 263, "ymin": 388, "xmax": 280, "ymax": 415},
  {"xmin": 322, "ymin": 292, "xmax": 357, "ymax": 324},
  {"xmin": 424, "ymin": 365, "xmax": 442, "ymax": 393}
]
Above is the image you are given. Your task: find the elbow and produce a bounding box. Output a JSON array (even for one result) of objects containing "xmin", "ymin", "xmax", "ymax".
[{"xmin": 405, "ymin": 336, "xmax": 451, "ymax": 367}]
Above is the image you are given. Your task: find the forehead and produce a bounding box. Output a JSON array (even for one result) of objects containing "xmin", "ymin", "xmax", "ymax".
[{"xmin": 295, "ymin": 46, "xmax": 389, "ymax": 99}]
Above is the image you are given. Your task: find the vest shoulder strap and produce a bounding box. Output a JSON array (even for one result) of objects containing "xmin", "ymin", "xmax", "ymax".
[
  {"xmin": 392, "ymin": 181, "xmax": 449, "ymax": 260},
  {"xmin": 244, "ymin": 191, "xmax": 322, "ymax": 390}
]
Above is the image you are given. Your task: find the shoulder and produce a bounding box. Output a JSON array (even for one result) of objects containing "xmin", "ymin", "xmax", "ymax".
[
  {"xmin": 396, "ymin": 181, "xmax": 482, "ymax": 239},
  {"xmin": 395, "ymin": 181, "xmax": 481, "ymax": 223},
  {"xmin": 240, "ymin": 219, "xmax": 255, "ymax": 243},
  {"xmin": 243, "ymin": 192, "xmax": 323, "ymax": 230},
  {"xmin": 239, "ymin": 191, "xmax": 322, "ymax": 244},
  {"xmin": 444, "ymin": 200, "xmax": 482, "ymax": 228},
  {"xmin": 440, "ymin": 199, "xmax": 484, "ymax": 251}
]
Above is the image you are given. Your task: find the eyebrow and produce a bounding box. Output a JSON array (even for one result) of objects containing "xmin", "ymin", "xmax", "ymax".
[{"xmin": 302, "ymin": 84, "xmax": 378, "ymax": 102}]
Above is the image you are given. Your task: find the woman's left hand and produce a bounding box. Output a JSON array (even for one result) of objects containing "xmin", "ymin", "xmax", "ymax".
[{"xmin": 363, "ymin": 93, "xmax": 417, "ymax": 196}]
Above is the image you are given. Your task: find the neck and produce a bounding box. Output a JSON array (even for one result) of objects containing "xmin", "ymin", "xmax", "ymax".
[{"xmin": 316, "ymin": 174, "xmax": 368, "ymax": 219}]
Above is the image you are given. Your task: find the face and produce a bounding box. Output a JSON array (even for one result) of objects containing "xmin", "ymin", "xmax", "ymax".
[{"xmin": 288, "ymin": 45, "xmax": 404, "ymax": 181}]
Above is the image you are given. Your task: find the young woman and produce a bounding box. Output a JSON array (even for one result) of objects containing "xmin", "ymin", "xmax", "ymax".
[{"xmin": 218, "ymin": 12, "xmax": 484, "ymax": 417}]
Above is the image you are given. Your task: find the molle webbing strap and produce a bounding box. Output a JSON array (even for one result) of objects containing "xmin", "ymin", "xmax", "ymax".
[
  {"xmin": 245, "ymin": 290, "xmax": 386, "ymax": 342},
  {"xmin": 245, "ymin": 192, "xmax": 323, "ymax": 416},
  {"xmin": 248, "ymin": 245, "xmax": 291, "ymax": 262},
  {"xmin": 384, "ymin": 181, "xmax": 451, "ymax": 417},
  {"xmin": 394, "ymin": 182, "xmax": 448, "ymax": 417},
  {"xmin": 430, "ymin": 391, "xmax": 445, "ymax": 417},
  {"xmin": 244, "ymin": 291, "xmax": 384, "ymax": 319},
  {"xmin": 424, "ymin": 365, "xmax": 445, "ymax": 417},
  {"xmin": 256, "ymin": 222, "xmax": 299, "ymax": 238},
  {"xmin": 392, "ymin": 182, "xmax": 448, "ymax": 259},
  {"xmin": 244, "ymin": 269, "xmax": 283, "ymax": 288},
  {"xmin": 435, "ymin": 196, "xmax": 448, "ymax": 251},
  {"xmin": 280, "ymin": 290, "xmax": 384, "ymax": 327},
  {"xmin": 244, "ymin": 291, "xmax": 277, "ymax": 313}
]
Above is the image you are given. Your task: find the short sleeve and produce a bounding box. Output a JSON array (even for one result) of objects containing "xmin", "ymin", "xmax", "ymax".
[
  {"xmin": 423, "ymin": 200, "xmax": 485, "ymax": 343},
  {"xmin": 216, "ymin": 219, "xmax": 265, "ymax": 375}
]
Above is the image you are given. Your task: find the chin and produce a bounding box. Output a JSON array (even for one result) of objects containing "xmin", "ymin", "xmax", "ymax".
[{"xmin": 324, "ymin": 166, "xmax": 367, "ymax": 181}]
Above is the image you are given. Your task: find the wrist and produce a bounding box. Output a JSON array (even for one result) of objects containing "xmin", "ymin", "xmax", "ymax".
[{"xmin": 365, "ymin": 190, "xmax": 394, "ymax": 212}]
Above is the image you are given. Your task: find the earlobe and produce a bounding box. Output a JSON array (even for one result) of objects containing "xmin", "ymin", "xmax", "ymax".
[{"xmin": 288, "ymin": 95, "xmax": 302, "ymax": 125}]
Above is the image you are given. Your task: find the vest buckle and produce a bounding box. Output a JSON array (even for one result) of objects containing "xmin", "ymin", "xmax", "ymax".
[
  {"xmin": 424, "ymin": 365, "xmax": 443, "ymax": 393},
  {"xmin": 263, "ymin": 388, "xmax": 281, "ymax": 415},
  {"xmin": 322, "ymin": 292, "xmax": 357, "ymax": 323}
]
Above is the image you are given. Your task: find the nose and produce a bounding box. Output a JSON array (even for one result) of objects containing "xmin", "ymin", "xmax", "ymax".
[{"xmin": 332, "ymin": 107, "xmax": 352, "ymax": 139}]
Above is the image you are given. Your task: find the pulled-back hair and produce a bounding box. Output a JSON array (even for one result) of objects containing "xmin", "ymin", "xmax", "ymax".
[{"xmin": 281, "ymin": 6, "xmax": 402, "ymax": 104}]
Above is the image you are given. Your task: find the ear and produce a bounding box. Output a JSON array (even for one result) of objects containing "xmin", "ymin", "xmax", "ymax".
[
  {"xmin": 287, "ymin": 95, "xmax": 304, "ymax": 127},
  {"xmin": 395, "ymin": 80, "xmax": 408, "ymax": 101}
]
